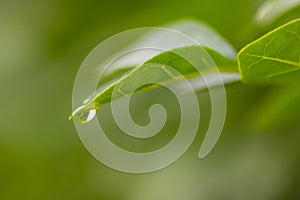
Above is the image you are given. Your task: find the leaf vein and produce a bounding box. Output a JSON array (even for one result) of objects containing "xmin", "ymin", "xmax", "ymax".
[{"xmin": 243, "ymin": 53, "xmax": 300, "ymax": 68}]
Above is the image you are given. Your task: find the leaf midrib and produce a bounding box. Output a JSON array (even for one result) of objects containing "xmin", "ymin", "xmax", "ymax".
[
  {"xmin": 88, "ymin": 64, "xmax": 239, "ymax": 110},
  {"xmin": 242, "ymin": 53, "xmax": 300, "ymax": 68}
]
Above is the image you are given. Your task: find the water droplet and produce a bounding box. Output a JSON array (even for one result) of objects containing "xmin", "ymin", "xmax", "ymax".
[{"xmin": 70, "ymin": 105, "xmax": 96, "ymax": 124}]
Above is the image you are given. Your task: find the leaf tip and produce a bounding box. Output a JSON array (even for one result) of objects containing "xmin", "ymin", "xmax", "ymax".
[{"xmin": 68, "ymin": 114, "xmax": 74, "ymax": 121}]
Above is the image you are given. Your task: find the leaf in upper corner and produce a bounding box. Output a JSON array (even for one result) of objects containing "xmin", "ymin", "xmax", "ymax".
[
  {"xmin": 238, "ymin": 18, "xmax": 300, "ymax": 83},
  {"xmin": 255, "ymin": 0, "xmax": 300, "ymax": 26}
]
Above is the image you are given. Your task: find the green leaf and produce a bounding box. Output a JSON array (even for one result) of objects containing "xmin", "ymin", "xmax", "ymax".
[
  {"xmin": 238, "ymin": 18, "xmax": 300, "ymax": 83},
  {"xmin": 99, "ymin": 46, "xmax": 237, "ymax": 107},
  {"xmin": 70, "ymin": 20, "xmax": 240, "ymax": 122},
  {"xmin": 70, "ymin": 45, "xmax": 239, "ymax": 122},
  {"xmin": 255, "ymin": 0, "xmax": 300, "ymax": 25}
]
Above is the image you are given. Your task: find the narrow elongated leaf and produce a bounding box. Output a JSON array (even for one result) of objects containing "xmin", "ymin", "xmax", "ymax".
[
  {"xmin": 238, "ymin": 18, "xmax": 300, "ymax": 83},
  {"xmin": 71, "ymin": 20, "xmax": 240, "ymax": 122},
  {"xmin": 70, "ymin": 45, "xmax": 238, "ymax": 121}
]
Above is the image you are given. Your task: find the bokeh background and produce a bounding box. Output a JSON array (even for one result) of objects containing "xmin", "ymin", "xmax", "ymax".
[{"xmin": 1, "ymin": 0, "xmax": 300, "ymax": 199}]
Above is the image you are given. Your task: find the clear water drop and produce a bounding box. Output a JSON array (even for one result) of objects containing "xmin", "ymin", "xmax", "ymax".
[{"xmin": 70, "ymin": 105, "xmax": 96, "ymax": 124}]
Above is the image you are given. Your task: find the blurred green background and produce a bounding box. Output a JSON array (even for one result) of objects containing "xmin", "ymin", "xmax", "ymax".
[{"xmin": 1, "ymin": 0, "xmax": 300, "ymax": 199}]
